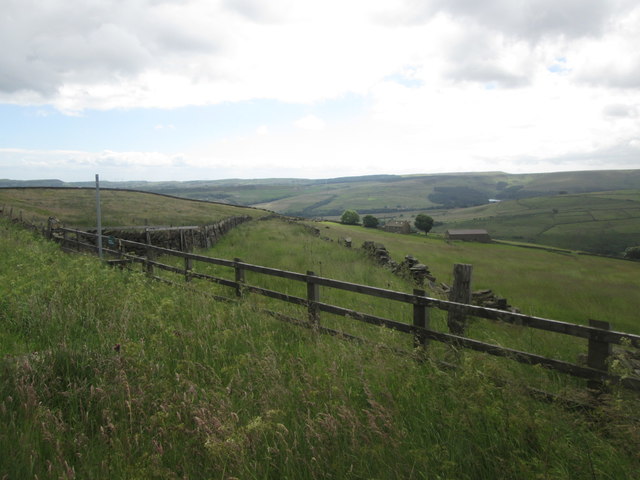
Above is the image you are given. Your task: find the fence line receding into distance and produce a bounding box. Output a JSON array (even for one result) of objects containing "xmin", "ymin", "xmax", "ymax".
[{"xmin": 48, "ymin": 226, "xmax": 640, "ymax": 393}]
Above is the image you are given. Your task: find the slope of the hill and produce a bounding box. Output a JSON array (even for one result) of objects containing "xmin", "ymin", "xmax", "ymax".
[
  {"xmin": 2, "ymin": 218, "xmax": 640, "ymax": 479},
  {"xmin": 428, "ymin": 190, "xmax": 640, "ymax": 255},
  {"xmin": 0, "ymin": 187, "xmax": 270, "ymax": 228},
  {"xmin": 5, "ymin": 169, "xmax": 640, "ymax": 215}
]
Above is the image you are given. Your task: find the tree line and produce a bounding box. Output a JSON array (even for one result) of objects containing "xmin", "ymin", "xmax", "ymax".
[{"xmin": 340, "ymin": 210, "xmax": 434, "ymax": 234}]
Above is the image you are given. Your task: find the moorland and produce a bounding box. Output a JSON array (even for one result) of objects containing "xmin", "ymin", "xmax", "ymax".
[
  {"xmin": 4, "ymin": 168, "xmax": 640, "ymax": 255},
  {"xmin": 1, "ymin": 182, "xmax": 640, "ymax": 478}
]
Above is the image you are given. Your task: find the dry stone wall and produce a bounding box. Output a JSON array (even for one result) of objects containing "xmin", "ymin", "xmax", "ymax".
[
  {"xmin": 97, "ymin": 215, "xmax": 252, "ymax": 253},
  {"xmin": 360, "ymin": 240, "xmax": 519, "ymax": 313}
]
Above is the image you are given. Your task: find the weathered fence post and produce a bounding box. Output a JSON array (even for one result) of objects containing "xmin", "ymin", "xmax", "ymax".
[
  {"xmin": 76, "ymin": 231, "xmax": 81, "ymax": 252},
  {"xmin": 62, "ymin": 230, "xmax": 69, "ymax": 250},
  {"xmin": 145, "ymin": 246, "xmax": 155, "ymax": 276},
  {"xmin": 46, "ymin": 217, "xmax": 54, "ymax": 240},
  {"xmin": 307, "ymin": 270, "xmax": 320, "ymax": 327},
  {"xmin": 234, "ymin": 258, "xmax": 245, "ymax": 297},
  {"xmin": 184, "ymin": 257, "xmax": 193, "ymax": 282},
  {"xmin": 587, "ymin": 319, "xmax": 612, "ymax": 392},
  {"xmin": 413, "ymin": 288, "xmax": 429, "ymax": 350},
  {"xmin": 447, "ymin": 263, "xmax": 473, "ymax": 336},
  {"xmin": 144, "ymin": 230, "xmax": 155, "ymax": 276}
]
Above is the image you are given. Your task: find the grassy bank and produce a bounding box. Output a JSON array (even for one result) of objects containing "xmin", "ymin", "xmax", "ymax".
[
  {"xmin": 192, "ymin": 218, "xmax": 639, "ymax": 392},
  {"xmin": 309, "ymin": 220, "xmax": 640, "ymax": 332},
  {"xmin": 2, "ymin": 219, "xmax": 640, "ymax": 478},
  {"xmin": 0, "ymin": 188, "xmax": 269, "ymax": 228}
]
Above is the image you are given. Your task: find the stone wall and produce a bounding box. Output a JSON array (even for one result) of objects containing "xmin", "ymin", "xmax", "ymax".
[
  {"xmin": 360, "ymin": 240, "xmax": 519, "ymax": 312},
  {"xmin": 95, "ymin": 215, "xmax": 252, "ymax": 253}
]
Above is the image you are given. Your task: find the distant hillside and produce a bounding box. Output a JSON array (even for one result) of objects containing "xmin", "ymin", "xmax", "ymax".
[
  {"xmin": 4, "ymin": 170, "xmax": 640, "ymax": 217},
  {"xmin": 430, "ymin": 190, "xmax": 640, "ymax": 256},
  {"xmin": 0, "ymin": 188, "xmax": 269, "ymax": 228}
]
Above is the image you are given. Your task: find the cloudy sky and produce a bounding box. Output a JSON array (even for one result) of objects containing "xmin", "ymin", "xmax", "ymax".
[{"xmin": 1, "ymin": 0, "xmax": 640, "ymax": 182}]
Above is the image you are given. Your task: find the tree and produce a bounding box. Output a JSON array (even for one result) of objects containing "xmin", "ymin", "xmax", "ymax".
[
  {"xmin": 340, "ymin": 210, "xmax": 360, "ymax": 225},
  {"xmin": 414, "ymin": 214, "xmax": 434, "ymax": 234},
  {"xmin": 624, "ymin": 246, "xmax": 640, "ymax": 259},
  {"xmin": 362, "ymin": 215, "xmax": 379, "ymax": 228}
]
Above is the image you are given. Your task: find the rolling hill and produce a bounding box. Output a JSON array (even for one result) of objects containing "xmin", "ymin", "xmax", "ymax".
[
  {"xmin": 5, "ymin": 169, "xmax": 640, "ymax": 216},
  {"xmin": 3, "ymin": 169, "xmax": 640, "ymax": 255},
  {"xmin": 2, "ymin": 210, "xmax": 640, "ymax": 478}
]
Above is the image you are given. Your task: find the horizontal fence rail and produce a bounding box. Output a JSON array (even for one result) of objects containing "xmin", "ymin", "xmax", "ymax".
[{"xmin": 54, "ymin": 226, "xmax": 640, "ymax": 392}]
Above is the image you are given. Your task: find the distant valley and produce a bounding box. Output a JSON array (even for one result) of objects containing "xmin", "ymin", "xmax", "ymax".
[{"xmin": 2, "ymin": 169, "xmax": 640, "ymax": 255}]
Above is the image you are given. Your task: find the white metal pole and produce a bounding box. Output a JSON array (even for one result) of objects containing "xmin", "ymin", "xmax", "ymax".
[{"xmin": 96, "ymin": 174, "xmax": 103, "ymax": 259}]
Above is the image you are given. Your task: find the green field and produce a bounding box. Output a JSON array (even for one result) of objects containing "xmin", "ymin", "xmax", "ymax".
[
  {"xmin": 427, "ymin": 191, "xmax": 640, "ymax": 255},
  {"xmin": 5, "ymin": 171, "xmax": 640, "ymax": 255},
  {"xmin": 0, "ymin": 188, "xmax": 269, "ymax": 228},
  {"xmin": 8, "ymin": 169, "xmax": 640, "ymax": 217},
  {"xmin": 2, "ymin": 214, "xmax": 640, "ymax": 478}
]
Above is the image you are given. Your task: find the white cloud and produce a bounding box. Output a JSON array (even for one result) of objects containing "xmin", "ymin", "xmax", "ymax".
[
  {"xmin": 2, "ymin": 0, "xmax": 639, "ymax": 109},
  {"xmin": 294, "ymin": 115, "xmax": 326, "ymax": 131},
  {"xmin": 1, "ymin": 0, "xmax": 640, "ymax": 180}
]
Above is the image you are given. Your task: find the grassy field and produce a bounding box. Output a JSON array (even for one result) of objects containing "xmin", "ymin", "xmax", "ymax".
[
  {"xmin": 12, "ymin": 169, "xmax": 638, "ymax": 217},
  {"xmin": 294, "ymin": 220, "xmax": 640, "ymax": 332},
  {"xmin": 5, "ymin": 173, "xmax": 640, "ymax": 255},
  {"xmin": 426, "ymin": 191, "xmax": 640, "ymax": 255},
  {"xmin": 138, "ymin": 169, "xmax": 640, "ymax": 217},
  {"xmin": 351, "ymin": 190, "xmax": 640, "ymax": 256},
  {"xmin": 0, "ymin": 187, "xmax": 269, "ymax": 228},
  {"xmin": 2, "ymin": 218, "xmax": 640, "ymax": 479}
]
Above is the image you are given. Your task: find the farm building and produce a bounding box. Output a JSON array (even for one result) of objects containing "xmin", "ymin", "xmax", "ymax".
[
  {"xmin": 383, "ymin": 220, "xmax": 411, "ymax": 234},
  {"xmin": 445, "ymin": 229, "xmax": 491, "ymax": 242}
]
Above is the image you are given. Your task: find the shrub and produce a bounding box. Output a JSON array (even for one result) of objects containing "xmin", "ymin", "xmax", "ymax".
[
  {"xmin": 624, "ymin": 246, "xmax": 640, "ymax": 259},
  {"xmin": 414, "ymin": 214, "xmax": 434, "ymax": 234},
  {"xmin": 341, "ymin": 210, "xmax": 360, "ymax": 225},
  {"xmin": 362, "ymin": 215, "xmax": 379, "ymax": 228}
]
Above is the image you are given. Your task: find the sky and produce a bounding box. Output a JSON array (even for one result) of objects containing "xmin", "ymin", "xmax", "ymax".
[{"xmin": 1, "ymin": 0, "xmax": 640, "ymax": 182}]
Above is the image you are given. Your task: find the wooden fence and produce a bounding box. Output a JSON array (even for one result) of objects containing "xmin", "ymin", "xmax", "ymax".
[{"xmin": 54, "ymin": 226, "xmax": 640, "ymax": 393}]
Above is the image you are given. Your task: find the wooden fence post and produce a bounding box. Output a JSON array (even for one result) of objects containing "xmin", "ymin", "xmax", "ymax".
[
  {"xmin": 447, "ymin": 263, "xmax": 473, "ymax": 336},
  {"xmin": 145, "ymin": 230, "xmax": 154, "ymax": 276},
  {"xmin": 145, "ymin": 246, "xmax": 155, "ymax": 276},
  {"xmin": 46, "ymin": 217, "xmax": 54, "ymax": 240},
  {"xmin": 76, "ymin": 231, "xmax": 81, "ymax": 252},
  {"xmin": 307, "ymin": 270, "xmax": 320, "ymax": 327},
  {"xmin": 587, "ymin": 319, "xmax": 612, "ymax": 392},
  {"xmin": 413, "ymin": 288, "xmax": 429, "ymax": 351},
  {"xmin": 234, "ymin": 258, "xmax": 245, "ymax": 297},
  {"xmin": 185, "ymin": 257, "xmax": 193, "ymax": 282},
  {"xmin": 62, "ymin": 230, "xmax": 69, "ymax": 250}
]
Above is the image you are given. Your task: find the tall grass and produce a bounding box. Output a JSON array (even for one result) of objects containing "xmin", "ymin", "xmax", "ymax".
[
  {"xmin": 2, "ymin": 218, "xmax": 640, "ymax": 479},
  {"xmin": 0, "ymin": 188, "xmax": 268, "ymax": 228}
]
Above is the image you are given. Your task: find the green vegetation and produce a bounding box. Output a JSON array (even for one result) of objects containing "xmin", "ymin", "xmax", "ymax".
[
  {"xmin": 2, "ymin": 217, "xmax": 640, "ymax": 478},
  {"xmin": 307, "ymin": 220, "xmax": 640, "ymax": 333},
  {"xmin": 0, "ymin": 188, "xmax": 269, "ymax": 228},
  {"xmin": 414, "ymin": 213, "xmax": 434, "ymax": 234},
  {"xmin": 5, "ymin": 171, "xmax": 640, "ymax": 254},
  {"xmin": 9, "ymin": 170, "xmax": 640, "ymax": 217},
  {"xmin": 624, "ymin": 246, "xmax": 640, "ymax": 259},
  {"xmin": 362, "ymin": 214, "xmax": 379, "ymax": 228},
  {"xmin": 429, "ymin": 191, "xmax": 640, "ymax": 255},
  {"xmin": 340, "ymin": 209, "xmax": 360, "ymax": 225}
]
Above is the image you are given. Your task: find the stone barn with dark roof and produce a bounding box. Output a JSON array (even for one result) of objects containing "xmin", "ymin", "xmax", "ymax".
[
  {"xmin": 383, "ymin": 220, "xmax": 411, "ymax": 234},
  {"xmin": 445, "ymin": 229, "xmax": 491, "ymax": 243}
]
